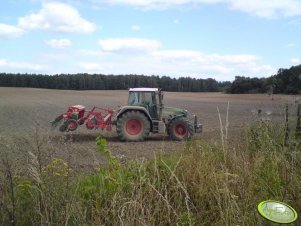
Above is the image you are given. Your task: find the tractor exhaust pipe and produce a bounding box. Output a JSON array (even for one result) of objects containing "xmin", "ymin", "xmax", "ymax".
[{"xmin": 158, "ymin": 89, "xmax": 164, "ymax": 121}]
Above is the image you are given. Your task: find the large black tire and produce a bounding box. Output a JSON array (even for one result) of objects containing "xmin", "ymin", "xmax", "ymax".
[
  {"xmin": 59, "ymin": 122, "xmax": 68, "ymax": 132},
  {"xmin": 168, "ymin": 117, "xmax": 194, "ymax": 141},
  {"xmin": 116, "ymin": 111, "xmax": 150, "ymax": 142}
]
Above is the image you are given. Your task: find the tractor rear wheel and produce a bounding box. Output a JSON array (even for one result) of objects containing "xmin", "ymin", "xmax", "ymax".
[
  {"xmin": 168, "ymin": 117, "xmax": 194, "ymax": 141},
  {"xmin": 116, "ymin": 111, "xmax": 150, "ymax": 141}
]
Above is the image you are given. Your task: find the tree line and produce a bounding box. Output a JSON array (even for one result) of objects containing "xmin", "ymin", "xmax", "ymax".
[
  {"xmin": 226, "ymin": 65, "xmax": 301, "ymax": 94},
  {"xmin": 0, "ymin": 73, "xmax": 220, "ymax": 92},
  {"xmin": 1, "ymin": 64, "xmax": 300, "ymax": 94}
]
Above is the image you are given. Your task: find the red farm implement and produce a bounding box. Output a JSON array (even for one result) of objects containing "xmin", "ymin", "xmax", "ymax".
[{"xmin": 51, "ymin": 105, "xmax": 114, "ymax": 132}]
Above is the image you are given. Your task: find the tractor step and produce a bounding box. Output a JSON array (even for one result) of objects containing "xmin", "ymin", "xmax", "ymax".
[{"xmin": 152, "ymin": 120, "xmax": 166, "ymax": 133}]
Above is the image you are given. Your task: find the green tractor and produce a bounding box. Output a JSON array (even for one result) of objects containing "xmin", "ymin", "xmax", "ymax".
[{"xmin": 113, "ymin": 88, "xmax": 202, "ymax": 141}]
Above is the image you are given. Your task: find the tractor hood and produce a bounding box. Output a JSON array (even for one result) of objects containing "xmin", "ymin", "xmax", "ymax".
[{"xmin": 162, "ymin": 106, "xmax": 188, "ymax": 118}]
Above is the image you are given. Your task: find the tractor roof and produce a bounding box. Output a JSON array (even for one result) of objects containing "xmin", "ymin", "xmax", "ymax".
[{"xmin": 129, "ymin": 88, "xmax": 158, "ymax": 92}]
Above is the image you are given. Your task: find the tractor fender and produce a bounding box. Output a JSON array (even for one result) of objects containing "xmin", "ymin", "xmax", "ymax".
[
  {"xmin": 165, "ymin": 113, "xmax": 186, "ymax": 125},
  {"xmin": 114, "ymin": 106, "xmax": 153, "ymax": 129}
]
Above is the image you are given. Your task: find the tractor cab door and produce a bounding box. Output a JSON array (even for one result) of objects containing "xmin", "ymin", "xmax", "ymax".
[
  {"xmin": 128, "ymin": 91, "xmax": 158, "ymax": 119},
  {"xmin": 148, "ymin": 92, "xmax": 158, "ymax": 119}
]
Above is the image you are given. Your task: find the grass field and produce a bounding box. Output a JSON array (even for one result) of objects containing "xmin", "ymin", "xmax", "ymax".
[{"xmin": 1, "ymin": 87, "xmax": 301, "ymax": 225}]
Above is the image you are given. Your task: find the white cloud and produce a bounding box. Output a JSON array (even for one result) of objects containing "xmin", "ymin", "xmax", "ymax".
[
  {"xmin": 18, "ymin": 2, "xmax": 97, "ymax": 33},
  {"xmin": 104, "ymin": 0, "xmax": 222, "ymax": 9},
  {"xmin": 77, "ymin": 49, "xmax": 107, "ymax": 57},
  {"xmin": 0, "ymin": 59, "xmax": 7, "ymax": 67},
  {"xmin": 49, "ymin": 0, "xmax": 301, "ymax": 18},
  {"xmin": 153, "ymin": 50, "xmax": 259, "ymax": 64},
  {"xmin": 290, "ymin": 58, "xmax": 300, "ymax": 64},
  {"xmin": 75, "ymin": 51, "xmax": 274, "ymax": 80},
  {"xmin": 227, "ymin": 0, "xmax": 301, "ymax": 18},
  {"xmin": 245, "ymin": 63, "xmax": 274, "ymax": 73},
  {"xmin": 76, "ymin": 38, "xmax": 275, "ymax": 80},
  {"xmin": 45, "ymin": 38, "xmax": 72, "ymax": 48},
  {"xmin": 39, "ymin": 53, "xmax": 70, "ymax": 61},
  {"xmin": 0, "ymin": 58, "xmax": 45, "ymax": 70},
  {"xmin": 98, "ymin": 38, "xmax": 161, "ymax": 53},
  {"xmin": 173, "ymin": 19, "xmax": 180, "ymax": 24},
  {"xmin": 205, "ymin": 54, "xmax": 260, "ymax": 64},
  {"xmin": 131, "ymin": 25, "xmax": 140, "ymax": 31},
  {"xmin": 284, "ymin": 43, "xmax": 297, "ymax": 48},
  {"xmin": 151, "ymin": 50, "xmax": 271, "ymax": 78},
  {"xmin": 78, "ymin": 62, "xmax": 104, "ymax": 71},
  {"xmin": 0, "ymin": 23, "xmax": 25, "ymax": 38},
  {"xmin": 102, "ymin": 0, "xmax": 301, "ymax": 18},
  {"xmin": 152, "ymin": 50, "xmax": 201, "ymax": 59}
]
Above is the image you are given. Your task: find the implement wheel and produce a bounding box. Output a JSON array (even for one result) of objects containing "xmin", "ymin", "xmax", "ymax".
[
  {"xmin": 66, "ymin": 119, "xmax": 78, "ymax": 131},
  {"xmin": 116, "ymin": 111, "xmax": 150, "ymax": 142},
  {"xmin": 168, "ymin": 117, "xmax": 194, "ymax": 141},
  {"xmin": 59, "ymin": 122, "xmax": 68, "ymax": 132}
]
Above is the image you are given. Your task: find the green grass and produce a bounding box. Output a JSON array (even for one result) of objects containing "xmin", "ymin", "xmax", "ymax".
[{"xmin": 1, "ymin": 119, "xmax": 301, "ymax": 225}]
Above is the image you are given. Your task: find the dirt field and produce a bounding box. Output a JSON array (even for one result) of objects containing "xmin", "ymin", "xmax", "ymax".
[{"xmin": 0, "ymin": 87, "xmax": 299, "ymax": 171}]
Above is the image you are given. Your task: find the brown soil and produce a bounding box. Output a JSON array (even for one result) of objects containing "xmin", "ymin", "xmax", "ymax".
[{"xmin": 0, "ymin": 87, "xmax": 299, "ymax": 171}]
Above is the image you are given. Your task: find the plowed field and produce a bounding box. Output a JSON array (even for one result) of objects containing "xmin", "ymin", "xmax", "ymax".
[{"xmin": 0, "ymin": 87, "xmax": 299, "ymax": 171}]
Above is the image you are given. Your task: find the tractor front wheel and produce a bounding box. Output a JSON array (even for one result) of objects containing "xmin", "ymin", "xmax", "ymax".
[
  {"xmin": 116, "ymin": 111, "xmax": 150, "ymax": 141},
  {"xmin": 168, "ymin": 117, "xmax": 194, "ymax": 141}
]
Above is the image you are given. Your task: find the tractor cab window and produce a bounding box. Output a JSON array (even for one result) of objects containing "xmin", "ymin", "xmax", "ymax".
[
  {"xmin": 140, "ymin": 92, "xmax": 153, "ymax": 106},
  {"xmin": 128, "ymin": 92, "xmax": 139, "ymax": 105},
  {"xmin": 128, "ymin": 92, "xmax": 154, "ymax": 106}
]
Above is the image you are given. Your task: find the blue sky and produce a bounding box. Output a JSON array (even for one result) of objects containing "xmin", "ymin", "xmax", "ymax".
[{"xmin": 1, "ymin": 0, "xmax": 301, "ymax": 81}]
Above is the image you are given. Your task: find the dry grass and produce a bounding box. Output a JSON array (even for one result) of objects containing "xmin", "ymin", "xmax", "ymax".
[{"xmin": 1, "ymin": 117, "xmax": 301, "ymax": 225}]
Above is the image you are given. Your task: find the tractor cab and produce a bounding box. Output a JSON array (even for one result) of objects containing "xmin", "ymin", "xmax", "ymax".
[{"xmin": 128, "ymin": 88, "xmax": 162, "ymax": 119}]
